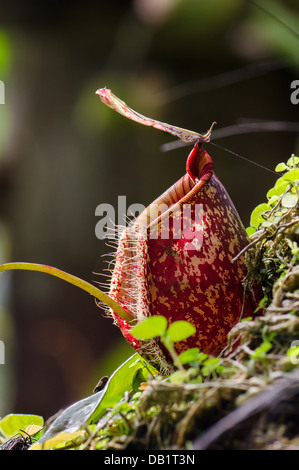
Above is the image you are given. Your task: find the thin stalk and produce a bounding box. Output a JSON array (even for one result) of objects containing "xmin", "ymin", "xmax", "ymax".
[{"xmin": 0, "ymin": 262, "xmax": 135, "ymax": 324}]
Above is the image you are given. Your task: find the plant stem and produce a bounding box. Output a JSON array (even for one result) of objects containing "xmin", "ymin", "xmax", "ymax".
[{"xmin": 162, "ymin": 336, "xmax": 186, "ymax": 376}]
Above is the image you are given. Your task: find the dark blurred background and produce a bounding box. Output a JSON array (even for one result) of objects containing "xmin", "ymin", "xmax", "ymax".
[{"xmin": 0, "ymin": 0, "xmax": 298, "ymax": 419}]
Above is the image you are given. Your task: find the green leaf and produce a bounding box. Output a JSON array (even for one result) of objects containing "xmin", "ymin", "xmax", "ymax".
[
  {"xmin": 201, "ymin": 357, "xmax": 221, "ymax": 376},
  {"xmin": 267, "ymin": 195, "xmax": 280, "ymax": 206},
  {"xmin": 36, "ymin": 353, "xmax": 148, "ymax": 444},
  {"xmin": 91, "ymin": 353, "xmax": 158, "ymax": 423},
  {"xmin": 131, "ymin": 368, "xmax": 146, "ymax": 393},
  {"xmin": 130, "ymin": 315, "xmax": 167, "ymax": 339},
  {"xmin": 168, "ymin": 370, "xmax": 186, "ymax": 384},
  {"xmin": 287, "ymin": 155, "xmax": 299, "ymax": 168},
  {"xmin": 246, "ymin": 226, "xmax": 256, "ymax": 237},
  {"xmin": 267, "ymin": 180, "xmax": 289, "ymax": 199},
  {"xmin": 250, "ymin": 203, "xmax": 271, "ymax": 229},
  {"xmin": 250, "ymin": 341, "xmax": 272, "ymax": 359},
  {"xmin": 275, "ymin": 162, "xmax": 288, "ymax": 172},
  {"xmin": 166, "ymin": 320, "xmax": 196, "ymax": 342},
  {"xmin": 176, "ymin": 348, "xmax": 199, "ymax": 365},
  {"xmin": 281, "ymin": 192, "xmax": 298, "ymax": 208},
  {"xmin": 197, "ymin": 352, "xmax": 208, "ymax": 362},
  {"xmin": 30, "ymin": 431, "xmax": 85, "ymax": 450},
  {"xmin": 282, "ymin": 168, "xmax": 299, "ymax": 183},
  {"xmin": 257, "ymin": 295, "xmax": 269, "ymax": 309},
  {"xmin": 287, "ymin": 345, "xmax": 299, "ymax": 362},
  {"xmin": 0, "ymin": 414, "xmax": 44, "ymax": 439}
]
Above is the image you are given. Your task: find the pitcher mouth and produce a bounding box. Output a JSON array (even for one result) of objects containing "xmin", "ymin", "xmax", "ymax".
[{"xmin": 134, "ymin": 143, "xmax": 214, "ymax": 233}]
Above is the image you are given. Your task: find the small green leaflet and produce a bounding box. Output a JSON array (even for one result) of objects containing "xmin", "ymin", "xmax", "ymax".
[
  {"xmin": 0, "ymin": 414, "xmax": 43, "ymax": 439},
  {"xmin": 166, "ymin": 320, "xmax": 196, "ymax": 342},
  {"xmin": 249, "ymin": 203, "xmax": 271, "ymax": 229},
  {"xmin": 131, "ymin": 315, "xmax": 196, "ymax": 343},
  {"xmin": 130, "ymin": 315, "xmax": 167, "ymax": 339}
]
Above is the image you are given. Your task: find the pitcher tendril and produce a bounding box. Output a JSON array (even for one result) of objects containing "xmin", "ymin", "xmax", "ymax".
[{"xmin": 0, "ymin": 262, "xmax": 135, "ymax": 324}]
